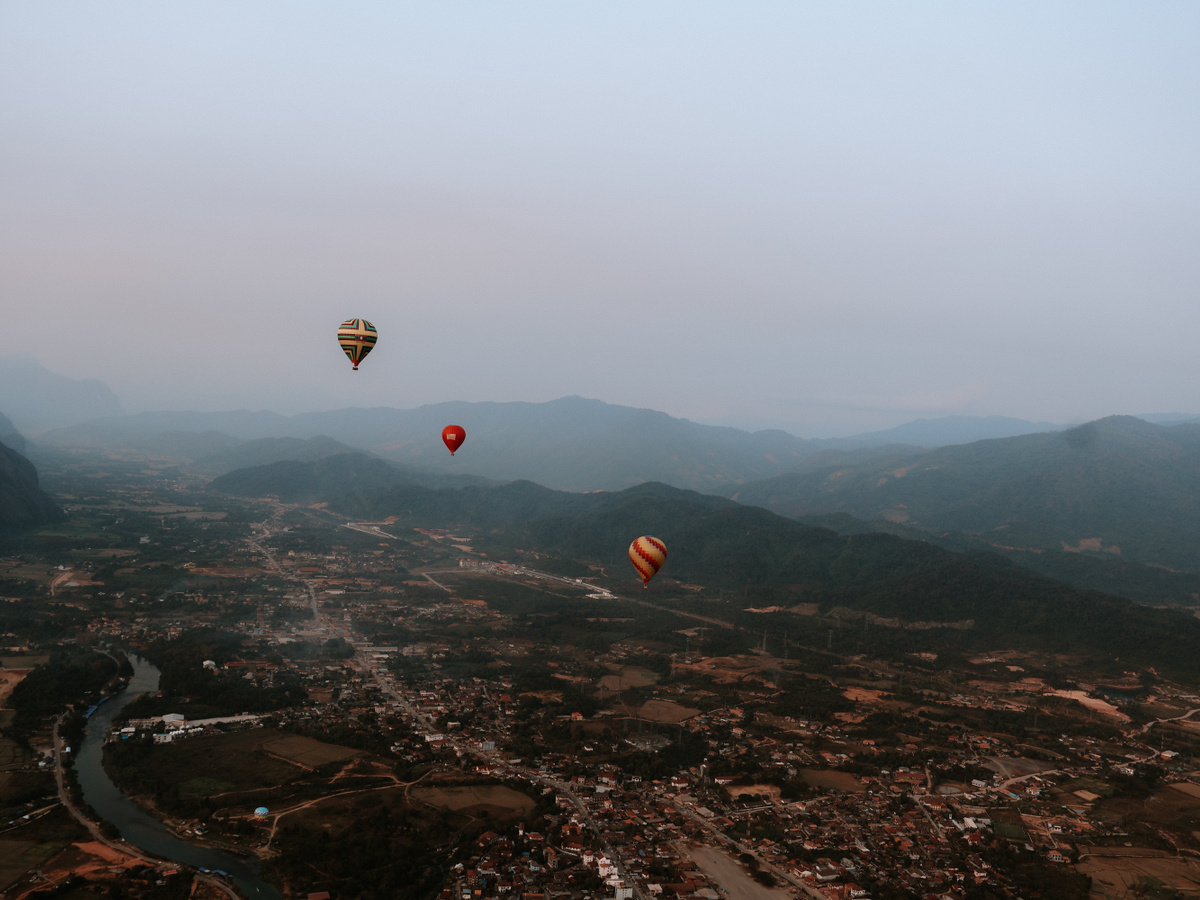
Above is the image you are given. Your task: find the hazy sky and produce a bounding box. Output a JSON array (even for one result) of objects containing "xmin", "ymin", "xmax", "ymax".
[{"xmin": 3, "ymin": 3, "xmax": 1199, "ymax": 437}]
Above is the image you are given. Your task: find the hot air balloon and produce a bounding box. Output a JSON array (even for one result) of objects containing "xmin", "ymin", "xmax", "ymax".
[
  {"xmin": 629, "ymin": 536, "xmax": 667, "ymax": 587},
  {"xmin": 442, "ymin": 425, "xmax": 466, "ymax": 456},
  {"xmin": 337, "ymin": 318, "xmax": 377, "ymax": 370},
  {"xmin": 254, "ymin": 806, "xmax": 269, "ymax": 820}
]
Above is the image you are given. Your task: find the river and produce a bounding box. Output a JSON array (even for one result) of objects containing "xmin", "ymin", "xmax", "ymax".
[{"xmin": 75, "ymin": 656, "xmax": 281, "ymax": 900}]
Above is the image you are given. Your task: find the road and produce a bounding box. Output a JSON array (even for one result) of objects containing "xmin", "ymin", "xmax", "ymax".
[{"xmin": 1135, "ymin": 706, "xmax": 1200, "ymax": 736}]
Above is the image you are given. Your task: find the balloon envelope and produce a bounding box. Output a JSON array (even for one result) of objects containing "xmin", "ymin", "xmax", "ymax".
[
  {"xmin": 442, "ymin": 425, "xmax": 466, "ymax": 456},
  {"xmin": 254, "ymin": 807, "xmax": 269, "ymax": 820},
  {"xmin": 629, "ymin": 536, "xmax": 667, "ymax": 586},
  {"xmin": 337, "ymin": 318, "xmax": 377, "ymax": 370}
]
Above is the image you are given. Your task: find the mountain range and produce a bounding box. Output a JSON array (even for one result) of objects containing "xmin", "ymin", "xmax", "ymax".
[
  {"xmin": 38, "ymin": 397, "xmax": 844, "ymax": 492},
  {"xmin": 16, "ymin": 355, "xmax": 1200, "ymax": 605},
  {"xmin": 199, "ymin": 409, "xmax": 1200, "ymax": 608},
  {"xmin": 38, "ymin": 397, "xmax": 1081, "ymax": 493},
  {"xmin": 724, "ymin": 415, "xmax": 1200, "ymax": 583}
]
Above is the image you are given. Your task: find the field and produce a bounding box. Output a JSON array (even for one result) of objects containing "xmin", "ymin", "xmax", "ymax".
[
  {"xmin": 261, "ymin": 733, "xmax": 361, "ymax": 769},
  {"xmin": 284, "ymin": 784, "xmax": 411, "ymax": 832},
  {"xmin": 0, "ymin": 656, "xmax": 50, "ymax": 669},
  {"xmin": 1077, "ymin": 846, "xmax": 1200, "ymax": 898},
  {"xmin": 409, "ymin": 784, "xmax": 536, "ymax": 818},
  {"xmin": 0, "ymin": 839, "xmax": 66, "ymax": 892},
  {"xmin": 0, "ymin": 771, "xmax": 54, "ymax": 806},
  {"xmin": 0, "ymin": 808, "xmax": 88, "ymax": 893},
  {"xmin": 598, "ymin": 665, "xmax": 658, "ymax": 692},
  {"xmin": 70, "ymin": 548, "xmax": 138, "ymax": 559},
  {"xmin": 798, "ymin": 769, "xmax": 866, "ymax": 792},
  {"xmin": 1096, "ymin": 783, "xmax": 1200, "ymax": 842},
  {"xmin": 131, "ymin": 728, "xmax": 361, "ymax": 798},
  {"xmin": 675, "ymin": 655, "xmax": 781, "ymax": 686},
  {"xmin": 635, "ymin": 699, "xmax": 701, "ymax": 724},
  {"xmin": 0, "ymin": 738, "xmax": 28, "ymax": 770}
]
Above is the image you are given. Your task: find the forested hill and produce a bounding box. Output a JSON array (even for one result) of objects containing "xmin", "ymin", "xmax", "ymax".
[
  {"xmin": 726, "ymin": 415, "xmax": 1200, "ymax": 574},
  {"xmin": 194, "ymin": 435, "xmax": 375, "ymax": 475},
  {"xmin": 0, "ymin": 440, "xmax": 65, "ymax": 533},
  {"xmin": 0, "ymin": 412, "xmax": 27, "ymax": 456},
  {"xmin": 500, "ymin": 487, "xmax": 1200, "ymax": 678}
]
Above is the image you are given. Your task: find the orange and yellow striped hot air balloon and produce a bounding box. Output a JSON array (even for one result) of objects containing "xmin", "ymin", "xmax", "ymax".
[
  {"xmin": 337, "ymin": 318, "xmax": 377, "ymax": 370},
  {"xmin": 629, "ymin": 536, "xmax": 667, "ymax": 587}
]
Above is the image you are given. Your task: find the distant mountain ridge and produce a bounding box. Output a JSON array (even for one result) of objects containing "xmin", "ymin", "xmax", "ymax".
[
  {"xmin": 846, "ymin": 414, "xmax": 1063, "ymax": 448},
  {"xmin": 38, "ymin": 399, "xmax": 1076, "ymax": 493},
  {"xmin": 0, "ymin": 355, "xmax": 122, "ymax": 434},
  {"xmin": 726, "ymin": 415, "xmax": 1200, "ymax": 577},
  {"xmin": 42, "ymin": 397, "xmax": 826, "ymax": 492}
]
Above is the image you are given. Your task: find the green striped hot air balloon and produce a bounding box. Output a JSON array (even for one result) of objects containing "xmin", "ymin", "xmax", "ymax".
[{"xmin": 337, "ymin": 318, "xmax": 377, "ymax": 370}]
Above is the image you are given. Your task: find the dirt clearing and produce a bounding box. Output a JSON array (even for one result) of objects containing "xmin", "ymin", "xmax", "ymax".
[
  {"xmin": 677, "ymin": 842, "xmax": 792, "ymax": 900},
  {"xmin": 409, "ymin": 784, "xmax": 535, "ymax": 818}
]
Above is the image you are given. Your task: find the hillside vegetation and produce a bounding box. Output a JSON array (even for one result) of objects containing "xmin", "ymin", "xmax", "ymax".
[
  {"xmin": 728, "ymin": 416, "xmax": 1200, "ymax": 576},
  {"xmin": 0, "ymin": 440, "xmax": 65, "ymax": 533}
]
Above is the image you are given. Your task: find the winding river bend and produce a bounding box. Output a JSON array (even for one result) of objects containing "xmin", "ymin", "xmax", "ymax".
[{"xmin": 75, "ymin": 657, "xmax": 281, "ymax": 900}]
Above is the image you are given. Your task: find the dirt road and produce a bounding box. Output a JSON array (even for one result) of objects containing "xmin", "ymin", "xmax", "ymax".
[{"xmin": 678, "ymin": 843, "xmax": 796, "ymax": 900}]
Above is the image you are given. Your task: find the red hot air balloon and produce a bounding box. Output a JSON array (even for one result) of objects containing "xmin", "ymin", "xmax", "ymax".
[
  {"xmin": 629, "ymin": 536, "xmax": 667, "ymax": 587},
  {"xmin": 442, "ymin": 425, "xmax": 466, "ymax": 456}
]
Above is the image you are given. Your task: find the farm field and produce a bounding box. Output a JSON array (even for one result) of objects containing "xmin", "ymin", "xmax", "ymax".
[
  {"xmin": 409, "ymin": 784, "xmax": 535, "ymax": 819},
  {"xmin": 1078, "ymin": 846, "xmax": 1200, "ymax": 898},
  {"xmin": 0, "ymin": 809, "xmax": 88, "ymax": 894},
  {"xmin": 635, "ymin": 699, "xmax": 701, "ymax": 724},
  {"xmin": 116, "ymin": 728, "xmax": 362, "ymax": 800},
  {"xmin": 0, "ymin": 737, "xmax": 26, "ymax": 769},
  {"xmin": 798, "ymin": 768, "xmax": 866, "ymax": 792}
]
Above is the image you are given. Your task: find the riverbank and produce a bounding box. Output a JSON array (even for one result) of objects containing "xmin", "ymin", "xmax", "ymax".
[{"xmin": 69, "ymin": 655, "xmax": 280, "ymax": 900}]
